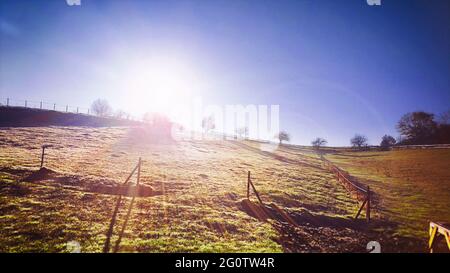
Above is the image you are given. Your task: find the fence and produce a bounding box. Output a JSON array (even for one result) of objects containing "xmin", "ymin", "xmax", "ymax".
[
  {"xmin": 246, "ymin": 171, "xmax": 300, "ymax": 227},
  {"xmin": 103, "ymin": 158, "xmax": 142, "ymax": 253},
  {"xmin": 34, "ymin": 145, "xmax": 141, "ymax": 253},
  {"xmin": 320, "ymin": 155, "xmax": 372, "ymax": 222},
  {"xmin": 0, "ymin": 97, "xmax": 92, "ymax": 115},
  {"xmin": 0, "ymin": 97, "xmax": 145, "ymax": 122},
  {"xmin": 392, "ymin": 144, "xmax": 450, "ymax": 150}
]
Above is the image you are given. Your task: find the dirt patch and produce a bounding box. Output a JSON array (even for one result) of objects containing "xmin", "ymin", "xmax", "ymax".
[
  {"xmin": 22, "ymin": 167, "xmax": 56, "ymax": 182},
  {"xmin": 88, "ymin": 183, "xmax": 159, "ymax": 197},
  {"xmin": 18, "ymin": 167, "xmax": 162, "ymax": 198},
  {"xmin": 240, "ymin": 199, "xmax": 272, "ymax": 221}
]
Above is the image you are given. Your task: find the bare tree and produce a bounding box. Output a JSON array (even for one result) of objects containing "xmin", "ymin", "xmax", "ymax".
[
  {"xmin": 311, "ymin": 137, "xmax": 327, "ymax": 150},
  {"xmin": 115, "ymin": 109, "xmax": 130, "ymax": 120},
  {"xmin": 235, "ymin": 127, "xmax": 249, "ymax": 139},
  {"xmin": 91, "ymin": 99, "xmax": 112, "ymax": 117},
  {"xmin": 276, "ymin": 131, "xmax": 290, "ymax": 145},
  {"xmin": 350, "ymin": 134, "xmax": 368, "ymax": 149},
  {"xmin": 202, "ymin": 115, "xmax": 216, "ymax": 134}
]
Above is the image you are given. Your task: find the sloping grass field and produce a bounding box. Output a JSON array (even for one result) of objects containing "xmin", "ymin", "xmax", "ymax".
[
  {"xmin": 0, "ymin": 126, "xmax": 446, "ymax": 252},
  {"xmin": 326, "ymin": 149, "xmax": 450, "ymax": 240}
]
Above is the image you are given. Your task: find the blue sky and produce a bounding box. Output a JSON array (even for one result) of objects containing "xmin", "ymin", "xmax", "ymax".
[{"xmin": 0, "ymin": 0, "xmax": 449, "ymax": 146}]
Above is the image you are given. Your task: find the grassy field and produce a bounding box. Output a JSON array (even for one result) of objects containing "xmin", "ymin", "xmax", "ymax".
[
  {"xmin": 326, "ymin": 149, "xmax": 450, "ymax": 239},
  {"xmin": 0, "ymin": 126, "xmax": 445, "ymax": 252}
]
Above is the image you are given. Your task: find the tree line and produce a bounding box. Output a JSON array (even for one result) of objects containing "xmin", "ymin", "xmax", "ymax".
[
  {"xmin": 308, "ymin": 110, "xmax": 449, "ymax": 150},
  {"xmin": 90, "ymin": 99, "xmax": 449, "ymax": 149}
]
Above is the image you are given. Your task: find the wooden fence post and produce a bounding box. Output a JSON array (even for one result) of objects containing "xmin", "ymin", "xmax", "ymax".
[
  {"xmin": 248, "ymin": 173, "xmax": 264, "ymax": 205},
  {"xmin": 354, "ymin": 199, "xmax": 367, "ymax": 220},
  {"xmin": 247, "ymin": 171, "xmax": 250, "ymax": 199},
  {"xmin": 366, "ymin": 186, "xmax": 371, "ymax": 222},
  {"xmin": 137, "ymin": 157, "xmax": 141, "ymax": 186},
  {"xmin": 104, "ymin": 158, "xmax": 141, "ymax": 253},
  {"xmin": 40, "ymin": 146, "xmax": 46, "ymax": 168}
]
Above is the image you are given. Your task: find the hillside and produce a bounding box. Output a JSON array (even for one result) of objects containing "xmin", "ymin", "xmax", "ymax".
[
  {"xmin": 0, "ymin": 126, "xmax": 441, "ymax": 252},
  {"xmin": 326, "ymin": 150, "xmax": 450, "ymax": 239},
  {"xmin": 0, "ymin": 106, "xmax": 140, "ymax": 127}
]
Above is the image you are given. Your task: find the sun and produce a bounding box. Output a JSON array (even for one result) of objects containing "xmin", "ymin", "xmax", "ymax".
[{"xmin": 122, "ymin": 56, "xmax": 198, "ymax": 123}]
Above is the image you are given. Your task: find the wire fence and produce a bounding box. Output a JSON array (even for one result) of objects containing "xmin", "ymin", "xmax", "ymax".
[
  {"xmin": 0, "ymin": 97, "xmax": 146, "ymax": 122},
  {"xmin": 0, "ymin": 97, "xmax": 92, "ymax": 115}
]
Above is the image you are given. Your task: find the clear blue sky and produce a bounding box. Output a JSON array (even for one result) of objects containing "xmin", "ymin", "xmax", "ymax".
[{"xmin": 1, "ymin": 0, "xmax": 449, "ymax": 146}]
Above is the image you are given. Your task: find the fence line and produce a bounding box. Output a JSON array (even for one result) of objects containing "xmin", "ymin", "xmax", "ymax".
[
  {"xmin": 320, "ymin": 155, "xmax": 372, "ymax": 222},
  {"xmin": 0, "ymin": 97, "xmax": 93, "ymax": 115},
  {"xmin": 391, "ymin": 144, "xmax": 450, "ymax": 150},
  {"xmin": 0, "ymin": 97, "xmax": 143, "ymax": 122}
]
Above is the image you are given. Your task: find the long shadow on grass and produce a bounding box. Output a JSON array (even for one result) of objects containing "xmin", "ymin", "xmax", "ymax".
[
  {"xmin": 239, "ymin": 199, "xmax": 426, "ymax": 253},
  {"xmin": 331, "ymin": 153, "xmax": 383, "ymax": 158},
  {"xmin": 228, "ymin": 141, "xmax": 327, "ymax": 171},
  {"xmin": 6, "ymin": 167, "xmax": 161, "ymax": 198}
]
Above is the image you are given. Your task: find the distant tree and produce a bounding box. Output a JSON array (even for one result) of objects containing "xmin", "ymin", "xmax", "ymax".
[
  {"xmin": 380, "ymin": 134, "xmax": 396, "ymax": 150},
  {"xmin": 139, "ymin": 112, "xmax": 173, "ymax": 141},
  {"xmin": 115, "ymin": 110, "xmax": 129, "ymax": 120},
  {"xmin": 436, "ymin": 125, "xmax": 450, "ymax": 144},
  {"xmin": 276, "ymin": 131, "xmax": 290, "ymax": 145},
  {"xmin": 350, "ymin": 134, "xmax": 368, "ymax": 149},
  {"xmin": 202, "ymin": 115, "xmax": 216, "ymax": 134},
  {"xmin": 91, "ymin": 99, "xmax": 112, "ymax": 117},
  {"xmin": 311, "ymin": 137, "xmax": 327, "ymax": 150},
  {"xmin": 396, "ymin": 111, "xmax": 437, "ymax": 144},
  {"xmin": 235, "ymin": 127, "xmax": 249, "ymax": 139},
  {"xmin": 436, "ymin": 110, "xmax": 450, "ymax": 144},
  {"xmin": 438, "ymin": 110, "xmax": 450, "ymax": 125}
]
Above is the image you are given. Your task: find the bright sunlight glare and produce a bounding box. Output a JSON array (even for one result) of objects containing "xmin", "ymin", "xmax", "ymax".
[{"xmin": 118, "ymin": 56, "xmax": 199, "ymax": 124}]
